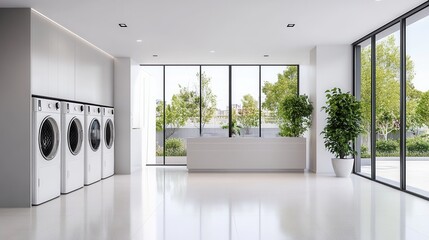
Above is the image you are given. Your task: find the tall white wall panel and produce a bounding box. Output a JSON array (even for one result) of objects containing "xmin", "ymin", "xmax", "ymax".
[
  {"xmin": 57, "ymin": 29, "xmax": 76, "ymax": 100},
  {"xmin": 31, "ymin": 11, "xmax": 114, "ymax": 106}
]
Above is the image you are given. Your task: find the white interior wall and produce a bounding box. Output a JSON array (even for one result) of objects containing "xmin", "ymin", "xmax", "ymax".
[
  {"xmin": 131, "ymin": 61, "xmax": 143, "ymax": 172},
  {"xmin": 299, "ymin": 64, "xmax": 312, "ymax": 170},
  {"xmin": 114, "ymin": 58, "xmax": 143, "ymax": 174},
  {"xmin": 308, "ymin": 48, "xmax": 318, "ymax": 172},
  {"xmin": 139, "ymin": 70, "xmax": 153, "ymax": 165},
  {"xmin": 306, "ymin": 45, "xmax": 353, "ymax": 173},
  {"xmin": 0, "ymin": 8, "xmax": 32, "ymax": 207}
]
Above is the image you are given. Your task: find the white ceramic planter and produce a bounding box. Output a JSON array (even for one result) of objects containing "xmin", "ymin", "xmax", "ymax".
[{"xmin": 331, "ymin": 158, "xmax": 354, "ymax": 177}]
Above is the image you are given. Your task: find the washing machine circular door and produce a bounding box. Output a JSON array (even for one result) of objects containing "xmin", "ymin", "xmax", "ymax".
[
  {"xmin": 104, "ymin": 119, "xmax": 114, "ymax": 149},
  {"xmin": 68, "ymin": 117, "xmax": 83, "ymax": 155},
  {"xmin": 89, "ymin": 118, "xmax": 101, "ymax": 151},
  {"xmin": 39, "ymin": 116, "xmax": 60, "ymax": 160}
]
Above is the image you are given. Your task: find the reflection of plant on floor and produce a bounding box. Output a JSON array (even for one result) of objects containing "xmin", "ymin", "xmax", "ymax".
[{"xmin": 156, "ymin": 138, "xmax": 187, "ymax": 157}]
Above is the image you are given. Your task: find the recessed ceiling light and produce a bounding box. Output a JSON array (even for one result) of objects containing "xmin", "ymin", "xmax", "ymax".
[
  {"xmin": 209, "ymin": 50, "xmax": 215, "ymax": 53},
  {"xmin": 153, "ymin": 54, "xmax": 158, "ymax": 57},
  {"xmin": 119, "ymin": 23, "xmax": 127, "ymax": 27},
  {"xmin": 287, "ymin": 24, "xmax": 295, "ymax": 28},
  {"xmin": 264, "ymin": 54, "xmax": 270, "ymax": 57},
  {"xmin": 136, "ymin": 39, "xmax": 142, "ymax": 43}
]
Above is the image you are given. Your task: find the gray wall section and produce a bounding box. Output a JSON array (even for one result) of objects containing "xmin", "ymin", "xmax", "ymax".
[
  {"xmin": 114, "ymin": 58, "xmax": 132, "ymax": 174},
  {"xmin": 0, "ymin": 9, "xmax": 32, "ymax": 207}
]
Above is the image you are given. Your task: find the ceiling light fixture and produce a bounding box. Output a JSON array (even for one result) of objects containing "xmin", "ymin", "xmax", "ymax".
[
  {"xmin": 209, "ymin": 50, "xmax": 215, "ymax": 53},
  {"xmin": 119, "ymin": 23, "xmax": 128, "ymax": 27},
  {"xmin": 287, "ymin": 24, "xmax": 295, "ymax": 28},
  {"xmin": 136, "ymin": 39, "xmax": 142, "ymax": 43},
  {"xmin": 153, "ymin": 54, "xmax": 158, "ymax": 57},
  {"xmin": 264, "ymin": 54, "xmax": 270, "ymax": 57}
]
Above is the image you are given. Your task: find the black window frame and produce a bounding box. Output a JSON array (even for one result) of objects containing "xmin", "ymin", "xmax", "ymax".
[
  {"xmin": 142, "ymin": 64, "xmax": 300, "ymax": 166},
  {"xmin": 353, "ymin": 1, "xmax": 429, "ymax": 201}
]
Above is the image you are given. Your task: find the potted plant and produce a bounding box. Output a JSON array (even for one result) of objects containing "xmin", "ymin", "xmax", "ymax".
[
  {"xmin": 321, "ymin": 88, "xmax": 363, "ymax": 177},
  {"xmin": 279, "ymin": 94, "xmax": 313, "ymax": 137}
]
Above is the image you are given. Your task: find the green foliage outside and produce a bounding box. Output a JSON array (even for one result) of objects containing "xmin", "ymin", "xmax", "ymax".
[
  {"xmin": 376, "ymin": 140, "xmax": 399, "ymax": 154},
  {"xmin": 222, "ymin": 110, "xmax": 242, "ymax": 136},
  {"xmin": 360, "ymin": 35, "xmax": 420, "ymax": 141},
  {"xmin": 237, "ymin": 94, "xmax": 259, "ymax": 134},
  {"xmin": 407, "ymin": 137, "xmax": 429, "ymax": 154},
  {"xmin": 156, "ymin": 138, "xmax": 187, "ymax": 156},
  {"xmin": 156, "ymin": 72, "xmax": 217, "ymax": 139},
  {"xmin": 360, "ymin": 137, "xmax": 429, "ymax": 158},
  {"xmin": 278, "ymin": 95, "xmax": 313, "ymax": 137},
  {"xmin": 262, "ymin": 67, "xmax": 298, "ymax": 124},
  {"xmin": 322, "ymin": 88, "xmax": 363, "ymax": 159}
]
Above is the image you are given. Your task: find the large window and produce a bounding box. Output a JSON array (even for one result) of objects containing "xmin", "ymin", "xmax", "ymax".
[
  {"xmin": 201, "ymin": 66, "xmax": 229, "ymax": 137},
  {"xmin": 406, "ymin": 7, "xmax": 429, "ymax": 197},
  {"xmin": 354, "ymin": 2, "xmax": 429, "ymax": 199},
  {"xmin": 144, "ymin": 65, "xmax": 299, "ymax": 165},
  {"xmin": 261, "ymin": 66, "xmax": 298, "ymax": 137},
  {"xmin": 232, "ymin": 66, "xmax": 260, "ymax": 137},
  {"xmin": 164, "ymin": 66, "xmax": 200, "ymax": 165},
  {"xmin": 375, "ymin": 24, "xmax": 401, "ymax": 187},
  {"xmin": 355, "ymin": 38, "xmax": 372, "ymax": 178}
]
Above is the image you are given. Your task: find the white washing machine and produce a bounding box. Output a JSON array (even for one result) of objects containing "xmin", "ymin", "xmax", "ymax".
[
  {"xmin": 61, "ymin": 102, "xmax": 85, "ymax": 193},
  {"xmin": 33, "ymin": 98, "xmax": 61, "ymax": 205},
  {"xmin": 84, "ymin": 105, "xmax": 102, "ymax": 185},
  {"xmin": 101, "ymin": 107, "xmax": 115, "ymax": 179}
]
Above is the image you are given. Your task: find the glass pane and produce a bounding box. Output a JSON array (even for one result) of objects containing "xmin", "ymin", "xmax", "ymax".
[
  {"xmin": 355, "ymin": 39, "xmax": 372, "ymax": 177},
  {"xmin": 375, "ymin": 23, "xmax": 401, "ymax": 186},
  {"xmin": 68, "ymin": 118, "xmax": 82, "ymax": 155},
  {"xmin": 201, "ymin": 66, "xmax": 229, "ymax": 137},
  {"xmin": 261, "ymin": 66, "xmax": 298, "ymax": 137},
  {"xmin": 89, "ymin": 119, "xmax": 101, "ymax": 151},
  {"xmin": 40, "ymin": 118, "xmax": 57, "ymax": 160},
  {"xmin": 165, "ymin": 66, "xmax": 200, "ymax": 164},
  {"xmin": 143, "ymin": 66, "xmax": 164, "ymax": 164},
  {"xmin": 406, "ymin": 8, "xmax": 429, "ymax": 197},
  {"xmin": 232, "ymin": 66, "xmax": 260, "ymax": 137}
]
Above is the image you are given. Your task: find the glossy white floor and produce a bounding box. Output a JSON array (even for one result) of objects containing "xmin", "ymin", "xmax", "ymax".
[{"xmin": 2, "ymin": 167, "xmax": 429, "ymax": 240}]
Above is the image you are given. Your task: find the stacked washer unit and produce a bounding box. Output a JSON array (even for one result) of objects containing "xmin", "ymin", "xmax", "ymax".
[
  {"xmin": 101, "ymin": 107, "xmax": 115, "ymax": 179},
  {"xmin": 61, "ymin": 102, "xmax": 85, "ymax": 194},
  {"xmin": 33, "ymin": 98, "xmax": 61, "ymax": 205},
  {"xmin": 84, "ymin": 105, "xmax": 102, "ymax": 185}
]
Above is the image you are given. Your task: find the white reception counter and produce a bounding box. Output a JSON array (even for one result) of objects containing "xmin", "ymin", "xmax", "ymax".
[{"xmin": 187, "ymin": 137, "xmax": 306, "ymax": 172}]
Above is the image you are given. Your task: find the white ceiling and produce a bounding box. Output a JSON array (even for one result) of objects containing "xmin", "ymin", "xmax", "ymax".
[{"xmin": 0, "ymin": 0, "xmax": 427, "ymax": 64}]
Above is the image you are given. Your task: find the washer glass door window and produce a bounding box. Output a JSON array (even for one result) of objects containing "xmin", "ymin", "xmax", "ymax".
[
  {"xmin": 89, "ymin": 118, "xmax": 101, "ymax": 151},
  {"xmin": 104, "ymin": 119, "xmax": 114, "ymax": 149},
  {"xmin": 68, "ymin": 117, "xmax": 83, "ymax": 155},
  {"xmin": 39, "ymin": 116, "xmax": 59, "ymax": 160}
]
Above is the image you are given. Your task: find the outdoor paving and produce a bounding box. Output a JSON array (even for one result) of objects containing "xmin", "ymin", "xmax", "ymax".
[{"xmin": 361, "ymin": 157, "xmax": 429, "ymax": 196}]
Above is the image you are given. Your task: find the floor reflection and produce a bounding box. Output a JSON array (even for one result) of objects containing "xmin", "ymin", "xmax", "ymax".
[{"xmin": 2, "ymin": 167, "xmax": 429, "ymax": 239}]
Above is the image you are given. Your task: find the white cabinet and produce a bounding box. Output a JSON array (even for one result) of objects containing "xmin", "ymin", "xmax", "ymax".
[
  {"xmin": 187, "ymin": 137, "xmax": 307, "ymax": 171},
  {"xmin": 57, "ymin": 30, "xmax": 75, "ymax": 100},
  {"xmin": 31, "ymin": 14, "xmax": 59, "ymax": 98},
  {"xmin": 31, "ymin": 11, "xmax": 113, "ymax": 106}
]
